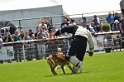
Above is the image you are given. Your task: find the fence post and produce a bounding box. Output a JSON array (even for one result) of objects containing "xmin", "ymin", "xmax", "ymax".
[
  {"xmin": 22, "ymin": 44, "xmax": 26, "ymax": 61},
  {"xmin": 113, "ymin": 11, "xmax": 114, "ymax": 17},
  {"xmin": 50, "ymin": 17, "xmax": 53, "ymax": 26},
  {"xmin": 82, "ymin": 14, "xmax": 83, "ymax": 20}
]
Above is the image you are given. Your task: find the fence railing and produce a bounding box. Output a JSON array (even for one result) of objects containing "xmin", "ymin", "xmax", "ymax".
[{"xmin": 0, "ymin": 37, "xmax": 70, "ymax": 62}]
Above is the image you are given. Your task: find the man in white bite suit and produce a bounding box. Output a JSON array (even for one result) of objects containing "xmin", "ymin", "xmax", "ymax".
[{"xmin": 54, "ymin": 25, "xmax": 94, "ymax": 73}]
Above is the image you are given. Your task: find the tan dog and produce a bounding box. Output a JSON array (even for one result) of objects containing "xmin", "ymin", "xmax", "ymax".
[{"xmin": 47, "ymin": 54, "xmax": 74, "ymax": 75}]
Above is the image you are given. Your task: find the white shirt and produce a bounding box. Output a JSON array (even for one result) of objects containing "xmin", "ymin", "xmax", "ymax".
[
  {"xmin": 38, "ymin": 23, "xmax": 47, "ymax": 29},
  {"xmin": 75, "ymin": 26, "xmax": 94, "ymax": 52}
]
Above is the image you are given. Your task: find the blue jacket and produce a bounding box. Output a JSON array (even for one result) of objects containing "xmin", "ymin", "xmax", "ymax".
[{"xmin": 106, "ymin": 16, "xmax": 114, "ymax": 24}]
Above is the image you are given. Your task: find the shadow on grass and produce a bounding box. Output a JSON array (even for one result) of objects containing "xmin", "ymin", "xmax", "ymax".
[{"xmin": 44, "ymin": 71, "xmax": 90, "ymax": 77}]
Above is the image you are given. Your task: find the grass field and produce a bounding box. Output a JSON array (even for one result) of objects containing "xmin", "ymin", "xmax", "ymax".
[{"xmin": 0, "ymin": 51, "xmax": 124, "ymax": 82}]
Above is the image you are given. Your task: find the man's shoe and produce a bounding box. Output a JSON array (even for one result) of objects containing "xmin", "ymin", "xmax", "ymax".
[
  {"xmin": 76, "ymin": 61, "xmax": 82, "ymax": 73},
  {"xmin": 72, "ymin": 65, "xmax": 78, "ymax": 73}
]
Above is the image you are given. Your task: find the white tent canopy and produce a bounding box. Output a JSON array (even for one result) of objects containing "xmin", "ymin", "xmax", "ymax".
[
  {"xmin": 0, "ymin": 0, "xmax": 59, "ymax": 11},
  {"xmin": 0, "ymin": 0, "xmax": 120, "ymax": 26},
  {"xmin": 0, "ymin": 0, "xmax": 66, "ymax": 32},
  {"xmin": 0, "ymin": 0, "xmax": 121, "ymax": 15}
]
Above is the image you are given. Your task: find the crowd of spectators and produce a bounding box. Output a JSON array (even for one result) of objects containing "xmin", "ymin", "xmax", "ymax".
[
  {"xmin": 0, "ymin": 12, "xmax": 123, "ymax": 44},
  {"xmin": 0, "ymin": 12, "xmax": 124, "ymax": 62}
]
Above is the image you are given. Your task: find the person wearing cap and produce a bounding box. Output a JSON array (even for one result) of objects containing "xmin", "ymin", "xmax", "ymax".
[
  {"xmin": 111, "ymin": 20, "xmax": 120, "ymax": 31},
  {"xmin": 9, "ymin": 23, "xmax": 16, "ymax": 35},
  {"xmin": 54, "ymin": 25, "xmax": 94, "ymax": 73}
]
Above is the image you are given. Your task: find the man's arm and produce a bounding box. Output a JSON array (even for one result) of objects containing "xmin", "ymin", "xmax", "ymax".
[
  {"xmin": 54, "ymin": 25, "xmax": 77, "ymax": 36},
  {"xmin": 87, "ymin": 30, "xmax": 94, "ymax": 56}
]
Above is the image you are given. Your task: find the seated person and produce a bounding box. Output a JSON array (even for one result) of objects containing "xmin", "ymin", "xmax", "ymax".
[{"xmin": 111, "ymin": 20, "xmax": 120, "ymax": 31}]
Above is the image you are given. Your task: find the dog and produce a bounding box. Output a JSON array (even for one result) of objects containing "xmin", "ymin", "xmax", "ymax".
[{"xmin": 47, "ymin": 54, "xmax": 74, "ymax": 75}]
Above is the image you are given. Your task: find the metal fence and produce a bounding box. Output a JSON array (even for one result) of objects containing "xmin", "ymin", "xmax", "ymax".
[
  {"xmin": 0, "ymin": 33, "xmax": 124, "ymax": 64},
  {"xmin": 1, "ymin": 38, "xmax": 70, "ymax": 63}
]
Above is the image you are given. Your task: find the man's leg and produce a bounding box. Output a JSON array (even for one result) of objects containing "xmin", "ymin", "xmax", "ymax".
[
  {"xmin": 69, "ymin": 38, "xmax": 87, "ymax": 73},
  {"xmin": 65, "ymin": 40, "xmax": 80, "ymax": 73},
  {"xmin": 66, "ymin": 39, "xmax": 87, "ymax": 73},
  {"xmin": 75, "ymin": 42, "xmax": 87, "ymax": 73},
  {"xmin": 70, "ymin": 56, "xmax": 82, "ymax": 73}
]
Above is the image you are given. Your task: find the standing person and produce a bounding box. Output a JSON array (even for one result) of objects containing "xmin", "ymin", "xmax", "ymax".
[
  {"xmin": 114, "ymin": 12, "xmax": 121, "ymax": 21},
  {"xmin": 13, "ymin": 30, "xmax": 20, "ymax": 41},
  {"xmin": 49, "ymin": 26, "xmax": 58, "ymax": 39},
  {"xmin": 44, "ymin": 19, "xmax": 53, "ymax": 33},
  {"xmin": 92, "ymin": 15, "xmax": 100, "ymax": 26},
  {"xmin": 3, "ymin": 32, "xmax": 14, "ymax": 63},
  {"xmin": 32, "ymin": 34, "xmax": 36, "ymax": 40},
  {"xmin": 69, "ymin": 19, "xmax": 76, "ymax": 25},
  {"xmin": 106, "ymin": 12, "xmax": 114, "ymax": 24},
  {"xmin": 120, "ymin": 0, "xmax": 124, "ymax": 15},
  {"xmin": 92, "ymin": 15, "xmax": 101, "ymax": 33},
  {"xmin": 28, "ymin": 29, "xmax": 34, "ymax": 37},
  {"xmin": 54, "ymin": 25, "xmax": 94, "ymax": 73},
  {"xmin": 90, "ymin": 22, "xmax": 97, "ymax": 32},
  {"xmin": 80, "ymin": 17, "xmax": 88, "ymax": 27},
  {"xmin": 38, "ymin": 20, "xmax": 47, "ymax": 29},
  {"xmin": 35, "ymin": 27, "xmax": 40, "ymax": 39},
  {"xmin": 3, "ymin": 32, "xmax": 14, "ymax": 43},
  {"xmin": 19, "ymin": 29, "xmax": 25, "ymax": 40},
  {"xmin": 9, "ymin": 23, "xmax": 16, "ymax": 35},
  {"xmin": 86, "ymin": 23, "xmax": 95, "ymax": 33},
  {"xmin": 60, "ymin": 19, "xmax": 69, "ymax": 28},
  {"xmin": 23, "ymin": 32, "xmax": 32, "ymax": 40},
  {"xmin": 37, "ymin": 28, "xmax": 47, "ymax": 59}
]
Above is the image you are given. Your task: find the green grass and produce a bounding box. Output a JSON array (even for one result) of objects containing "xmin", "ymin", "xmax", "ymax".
[{"xmin": 0, "ymin": 52, "xmax": 124, "ymax": 82}]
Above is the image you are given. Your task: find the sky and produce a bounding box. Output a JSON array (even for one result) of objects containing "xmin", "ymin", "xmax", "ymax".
[
  {"xmin": 0, "ymin": 0, "xmax": 121, "ymax": 15},
  {"xmin": 56, "ymin": 0, "xmax": 121, "ymax": 16}
]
